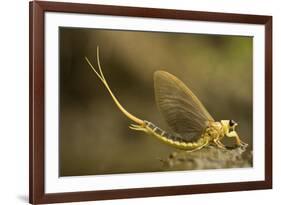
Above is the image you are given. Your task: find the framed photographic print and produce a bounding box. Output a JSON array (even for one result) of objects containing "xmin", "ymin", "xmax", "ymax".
[{"xmin": 29, "ymin": 1, "xmax": 272, "ymax": 204}]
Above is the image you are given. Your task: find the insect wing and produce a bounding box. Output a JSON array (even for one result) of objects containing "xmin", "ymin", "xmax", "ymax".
[{"xmin": 154, "ymin": 71, "xmax": 214, "ymax": 141}]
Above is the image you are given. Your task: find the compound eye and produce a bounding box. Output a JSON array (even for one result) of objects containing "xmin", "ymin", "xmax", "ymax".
[{"xmin": 229, "ymin": 120, "xmax": 235, "ymax": 127}]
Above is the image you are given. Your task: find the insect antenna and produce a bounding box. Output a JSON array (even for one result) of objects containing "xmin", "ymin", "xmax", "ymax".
[{"xmin": 85, "ymin": 46, "xmax": 144, "ymax": 125}]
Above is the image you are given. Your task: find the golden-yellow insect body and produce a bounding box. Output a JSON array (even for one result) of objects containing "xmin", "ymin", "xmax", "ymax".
[
  {"xmin": 85, "ymin": 47, "xmax": 247, "ymax": 152},
  {"xmin": 131, "ymin": 119, "xmax": 245, "ymax": 151}
]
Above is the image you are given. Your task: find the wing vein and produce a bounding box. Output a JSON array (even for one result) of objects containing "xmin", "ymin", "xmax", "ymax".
[{"xmin": 154, "ymin": 71, "xmax": 214, "ymax": 141}]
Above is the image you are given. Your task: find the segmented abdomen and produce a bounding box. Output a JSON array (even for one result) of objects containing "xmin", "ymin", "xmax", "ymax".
[
  {"xmin": 144, "ymin": 120, "xmax": 188, "ymax": 143},
  {"xmin": 143, "ymin": 120, "xmax": 208, "ymax": 150}
]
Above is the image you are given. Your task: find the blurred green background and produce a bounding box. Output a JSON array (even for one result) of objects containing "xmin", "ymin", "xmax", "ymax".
[{"xmin": 59, "ymin": 27, "xmax": 253, "ymax": 176}]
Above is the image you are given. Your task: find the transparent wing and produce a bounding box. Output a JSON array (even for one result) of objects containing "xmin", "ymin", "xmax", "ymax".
[{"xmin": 154, "ymin": 71, "xmax": 214, "ymax": 141}]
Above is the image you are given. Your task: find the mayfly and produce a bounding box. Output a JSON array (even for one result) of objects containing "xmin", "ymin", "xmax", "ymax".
[{"xmin": 85, "ymin": 47, "xmax": 248, "ymax": 152}]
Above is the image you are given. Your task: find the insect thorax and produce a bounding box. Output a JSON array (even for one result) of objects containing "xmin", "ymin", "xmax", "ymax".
[{"xmin": 204, "ymin": 121, "xmax": 226, "ymax": 141}]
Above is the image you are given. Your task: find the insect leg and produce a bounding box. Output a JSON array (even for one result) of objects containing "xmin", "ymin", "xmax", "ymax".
[
  {"xmin": 226, "ymin": 131, "xmax": 248, "ymax": 147},
  {"xmin": 214, "ymin": 139, "xmax": 227, "ymax": 150}
]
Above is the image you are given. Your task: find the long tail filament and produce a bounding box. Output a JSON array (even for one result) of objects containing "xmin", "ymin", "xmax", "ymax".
[{"xmin": 85, "ymin": 46, "xmax": 144, "ymax": 125}]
